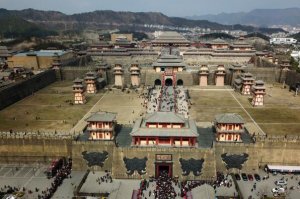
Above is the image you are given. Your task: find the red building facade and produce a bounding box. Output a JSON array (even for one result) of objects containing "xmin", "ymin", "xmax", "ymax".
[{"xmin": 130, "ymin": 112, "xmax": 198, "ymax": 147}]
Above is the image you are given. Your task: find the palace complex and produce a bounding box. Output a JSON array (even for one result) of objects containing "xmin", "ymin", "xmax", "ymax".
[{"xmin": 1, "ymin": 31, "xmax": 300, "ymax": 199}]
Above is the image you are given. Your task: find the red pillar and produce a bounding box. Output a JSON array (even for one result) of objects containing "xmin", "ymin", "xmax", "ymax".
[
  {"xmin": 146, "ymin": 137, "xmax": 149, "ymax": 145},
  {"xmin": 171, "ymin": 137, "xmax": 174, "ymax": 146},
  {"xmin": 180, "ymin": 137, "xmax": 182, "ymax": 146},
  {"xmin": 138, "ymin": 137, "xmax": 140, "ymax": 145},
  {"xmin": 156, "ymin": 137, "xmax": 158, "ymax": 145}
]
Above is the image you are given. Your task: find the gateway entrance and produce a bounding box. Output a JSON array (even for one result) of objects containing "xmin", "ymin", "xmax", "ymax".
[
  {"xmin": 155, "ymin": 163, "xmax": 172, "ymax": 178},
  {"xmin": 155, "ymin": 154, "xmax": 173, "ymax": 178}
]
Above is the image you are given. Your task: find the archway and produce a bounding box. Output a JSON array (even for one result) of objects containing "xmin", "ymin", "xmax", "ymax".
[
  {"xmin": 165, "ymin": 78, "xmax": 173, "ymax": 86},
  {"xmin": 154, "ymin": 79, "xmax": 161, "ymax": 86},
  {"xmin": 155, "ymin": 162, "xmax": 173, "ymax": 178},
  {"xmin": 177, "ymin": 79, "xmax": 183, "ymax": 86}
]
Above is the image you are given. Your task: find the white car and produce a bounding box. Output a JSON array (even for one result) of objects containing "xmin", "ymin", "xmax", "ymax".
[
  {"xmin": 275, "ymin": 180, "xmax": 287, "ymax": 186},
  {"xmin": 272, "ymin": 187, "xmax": 285, "ymax": 193}
]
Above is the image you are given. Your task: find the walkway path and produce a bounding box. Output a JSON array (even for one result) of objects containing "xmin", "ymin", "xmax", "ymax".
[
  {"xmin": 227, "ymin": 89, "xmax": 266, "ymax": 136},
  {"xmin": 69, "ymin": 92, "xmax": 107, "ymax": 134}
]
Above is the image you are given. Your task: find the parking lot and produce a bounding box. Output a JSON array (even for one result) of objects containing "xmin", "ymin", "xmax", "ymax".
[{"xmin": 235, "ymin": 169, "xmax": 300, "ymax": 199}]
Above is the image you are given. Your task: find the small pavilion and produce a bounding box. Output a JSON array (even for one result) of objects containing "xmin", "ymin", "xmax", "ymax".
[
  {"xmin": 234, "ymin": 73, "xmax": 255, "ymax": 95},
  {"xmin": 85, "ymin": 112, "xmax": 117, "ymax": 140},
  {"xmin": 73, "ymin": 78, "xmax": 86, "ymax": 104},
  {"xmin": 251, "ymin": 80, "xmax": 266, "ymax": 106},
  {"xmin": 214, "ymin": 113, "xmax": 245, "ymax": 142},
  {"xmin": 84, "ymin": 71, "xmax": 98, "ymax": 94}
]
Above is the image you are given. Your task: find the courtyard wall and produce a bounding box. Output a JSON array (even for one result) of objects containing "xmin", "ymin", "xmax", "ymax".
[
  {"xmin": 1, "ymin": 132, "xmax": 300, "ymax": 180},
  {"xmin": 0, "ymin": 70, "xmax": 56, "ymax": 110}
]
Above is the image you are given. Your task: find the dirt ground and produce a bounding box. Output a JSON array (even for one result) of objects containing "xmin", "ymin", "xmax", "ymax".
[
  {"xmin": 1, "ymin": 81, "xmax": 299, "ymax": 136},
  {"xmin": 0, "ymin": 81, "xmax": 103, "ymax": 132},
  {"xmin": 189, "ymin": 84, "xmax": 300, "ymax": 136}
]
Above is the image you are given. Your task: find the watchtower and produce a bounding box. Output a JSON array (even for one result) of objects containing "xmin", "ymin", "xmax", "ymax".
[
  {"xmin": 73, "ymin": 78, "xmax": 86, "ymax": 104},
  {"xmin": 199, "ymin": 65, "xmax": 209, "ymax": 86}
]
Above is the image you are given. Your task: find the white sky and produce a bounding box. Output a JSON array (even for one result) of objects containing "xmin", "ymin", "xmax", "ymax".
[{"xmin": 1, "ymin": 0, "xmax": 300, "ymax": 16}]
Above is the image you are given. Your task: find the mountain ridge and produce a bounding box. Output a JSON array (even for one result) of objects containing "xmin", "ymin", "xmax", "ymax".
[
  {"xmin": 186, "ymin": 8, "xmax": 300, "ymax": 27},
  {"xmin": 0, "ymin": 8, "xmax": 285, "ymax": 36}
]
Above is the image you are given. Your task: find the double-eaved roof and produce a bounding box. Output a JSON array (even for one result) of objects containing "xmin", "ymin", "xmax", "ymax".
[
  {"xmin": 85, "ymin": 112, "xmax": 117, "ymax": 122},
  {"xmin": 145, "ymin": 112, "xmax": 185, "ymax": 124},
  {"xmin": 152, "ymin": 31, "xmax": 190, "ymax": 45},
  {"xmin": 152, "ymin": 54, "xmax": 187, "ymax": 68},
  {"xmin": 215, "ymin": 113, "xmax": 244, "ymax": 124},
  {"xmin": 130, "ymin": 111, "xmax": 198, "ymax": 137},
  {"xmin": 210, "ymin": 38, "xmax": 228, "ymax": 45}
]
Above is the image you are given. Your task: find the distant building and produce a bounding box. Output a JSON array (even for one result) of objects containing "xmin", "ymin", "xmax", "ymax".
[
  {"xmin": 110, "ymin": 33, "xmax": 136, "ymax": 48},
  {"xmin": 129, "ymin": 64, "xmax": 141, "ymax": 87},
  {"xmin": 208, "ymin": 38, "xmax": 229, "ymax": 50},
  {"xmin": 234, "ymin": 73, "xmax": 255, "ymax": 95},
  {"xmin": 152, "ymin": 52, "xmax": 187, "ymax": 73},
  {"xmin": 113, "ymin": 64, "xmax": 124, "ymax": 87},
  {"xmin": 215, "ymin": 65, "xmax": 226, "ymax": 86},
  {"xmin": 7, "ymin": 50, "xmax": 74, "ymax": 69},
  {"xmin": 230, "ymin": 41, "xmax": 253, "ymax": 51},
  {"xmin": 111, "ymin": 33, "xmax": 133, "ymax": 43},
  {"xmin": 85, "ymin": 112, "xmax": 117, "ymax": 140},
  {"xmin": 199, "ymin": 65, "xmax": 209, "ymax": 87},
  {"xmin": 0, "ymin": 46, "xmax": 12, "ymax": 61},
  {"xmin": 214, "ymin": 113, "xmax": 245, "ymax": 142},
  {"xmin": 84, "ymin": 71, "xmax": 98, "ymax": 94},
  {"xmin": 151, "ymin": 31, "xmax": 190, "ymax": 47},
  {"xmin": 130, "ymin": 112, "xmax": 198, "ymax": 147}
]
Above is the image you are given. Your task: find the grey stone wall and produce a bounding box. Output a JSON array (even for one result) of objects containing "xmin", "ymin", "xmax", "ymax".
[
  {"xmin": 285, "ymin": 71, "xmax": 300, "ymax": 86},
  {"xmin": 0, "ymin": 70, "xmax": 56, "ymax": 110},
  {"xmin": 244, "ymin": 67, "xmax": 280, "ymax": 83},
  {"xmin": 1, "ymin": 132, "xmax": 300, "ymax": 179}
]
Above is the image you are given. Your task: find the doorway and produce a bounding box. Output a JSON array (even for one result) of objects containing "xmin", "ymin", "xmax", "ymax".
[
  {"xmin": 165, "ymin": 78, "xmax": 173, "ymax": 86},
  {"xmin": 154, "ymin": 79, "xmax": 161, "ymax": 86},
  {"xmin": 177, "ymin": 79, "xmax": 183, "ymax": 86},
  {"xmin": 155, "ymin": 163, "xmax": 172, "ymax": 178}
]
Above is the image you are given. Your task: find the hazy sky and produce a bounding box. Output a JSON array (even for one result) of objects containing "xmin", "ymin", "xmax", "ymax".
[{"xmin": 1, "ymin": 0, "xmax": 300, "ymax": 16}]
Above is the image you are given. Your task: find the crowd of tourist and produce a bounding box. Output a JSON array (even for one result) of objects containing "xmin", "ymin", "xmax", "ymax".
[
  {"xmin": 155, "ymin": 171, "xmax": 177, "ymax": 199},
  {"xmin": 96, "ymin": 172, "xmax": 113, "ymax": 185},
  {"xmin": 175, "ymin": 87, "xmax": 189, "ymax": 117},
  {"xmin": 0, "ymin": 185, "xmax": 18, "ymax": 195},
  {"xmin": 212, "ymin": 172, "xmax": 233, "ymax": 189},
  {"xmin": 138, "ymin": 171, "xmax": 178, "ymax": 199},
  {"xmin": 143, "ymin": 85, "xmax": 189, "ymax": 116},
  {"xmin": 159, "ymin": 86, "xmax": 175, "ymax": 112},
  {"xmin": 145, "ymin": 86, "xmax": 160, "ymax": 113},
  {"xmin": 37, "ymin": 158, "xmax": 72, "ymax": 199}
]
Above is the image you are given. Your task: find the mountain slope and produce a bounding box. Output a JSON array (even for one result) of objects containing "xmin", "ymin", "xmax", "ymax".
[
  {"xmin": 0, "ymin": 9, "xmax": 56, "ymax": 38},
  {"xmin": 187, "ymin": 8, "xmax": 300, "ymax": 27},
  {"xmin": 1, "ymin": 8, "xmax": 285, "ymax": 34}
]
